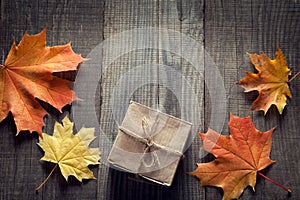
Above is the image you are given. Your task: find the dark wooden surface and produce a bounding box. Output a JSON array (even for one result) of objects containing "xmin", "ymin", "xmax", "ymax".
[{"xmin": 0, "ymin": 0, "xmax": 299, "ymax": 199}]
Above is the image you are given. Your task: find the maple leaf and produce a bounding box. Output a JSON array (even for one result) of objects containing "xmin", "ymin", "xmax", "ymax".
[
  {"xmin": 190, "ymin": 114, "xmax": 290, "ymax": 200},
  {"xmin": 238, "ymin": 47, "xmax": 293, "ymax": 114},
  {"xmin": 36, "ymin": 115, "xmax": 100, "ymax": 190},
  {"xmin": 0, "ymin": 28, "xmax": 84, "ymax": 135}
]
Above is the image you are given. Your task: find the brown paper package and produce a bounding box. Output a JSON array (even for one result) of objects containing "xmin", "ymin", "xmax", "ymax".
[{"xmin": 108, "ymin": 101, "xmax": 192, "ymax": 186}]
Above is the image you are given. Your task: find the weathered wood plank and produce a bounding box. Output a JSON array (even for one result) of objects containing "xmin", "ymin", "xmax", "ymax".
[
  {"xmin": 0, "ymin": 0, "xmax": 104, "ymax": 199},
  {"xmin": 204, "ymin": 0, "xmax": 300, "ymax": 199},
  {"xmin": 99, "ymin": 0, "xmax": 205, "ymax": 199}
]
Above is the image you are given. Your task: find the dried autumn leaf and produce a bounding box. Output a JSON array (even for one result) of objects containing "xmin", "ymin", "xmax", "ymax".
[
  {"xmin": 36, "ymin": 115, "xmax": 100, "ymax": 190},
  {"xmin": 0, "ymin": 28, "xmax": 84, "ymax": 135},
  {"xmin": 238, "ymin": 47, "xmax": 292, "ymax": 114},
  {"xmin": 190, "ymin": 114, "xmax": 290, "ymax": 200}
]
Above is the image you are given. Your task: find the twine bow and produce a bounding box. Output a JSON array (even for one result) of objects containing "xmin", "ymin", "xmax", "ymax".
[
  {"xmin": 139, "ymin": 116, "xmax": 183, "ymax": 169},
  {"xmin": 117, "ymin": 114, "xmax": 183, "ymax": 170},
  {"xmin": 141, "ymin": 116, "xmax": 160, "ymax": 168}
]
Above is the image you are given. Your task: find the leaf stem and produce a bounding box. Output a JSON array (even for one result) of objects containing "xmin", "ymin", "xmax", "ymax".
[
  {"xmin": 288, "ymin": 70, "xmax": 300, "ymax": 82},
  {"xmin": 258, "ymin": 171, "xmax": 291, "ymax": 193},
  {"xmin": 36, "ymin": 163, "xmax": 58, "ymax": 191}
]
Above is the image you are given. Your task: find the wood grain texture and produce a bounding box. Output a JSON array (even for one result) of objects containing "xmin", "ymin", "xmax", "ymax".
[
  {"xmin": 204, "ymin": 0, "xmax": 300, "ymax": 199},
  {"xmin": 0, "ymin": 0, "xmax": 299, "ymax": 199}
]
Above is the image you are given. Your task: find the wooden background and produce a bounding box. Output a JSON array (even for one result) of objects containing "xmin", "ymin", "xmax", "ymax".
[{"xmin": 0, "ymin": 0, "xmax": 299, "ymax": 199}]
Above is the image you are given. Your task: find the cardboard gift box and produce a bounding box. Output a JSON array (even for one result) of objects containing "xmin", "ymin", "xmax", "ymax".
[{"xmin": 108, "ymin": 101, "xmax": 192, "ymax": 186}]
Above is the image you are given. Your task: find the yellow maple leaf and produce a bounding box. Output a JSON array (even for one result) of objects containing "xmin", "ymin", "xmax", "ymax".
[
  {"xmin": 36, "ymin": 116, "xmax": 100, "ymax": 190},
  {"xmin": 238, "ymin": 47, "xmax": 293, "ymax": 114}
]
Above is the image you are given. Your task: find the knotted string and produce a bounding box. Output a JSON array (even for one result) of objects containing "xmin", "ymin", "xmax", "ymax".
[
  {"xmin": 141, "ymin": 116, "xmax": 160, "ymax": 168},
  {"xmin": 139, "ymin": 116, "xmax": 183, "ymax": 169},
  {"xmin": 118, "ymin": 115, "xmax": 184, "ymax": 170}
]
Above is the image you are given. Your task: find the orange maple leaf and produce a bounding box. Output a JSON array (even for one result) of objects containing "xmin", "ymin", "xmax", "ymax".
[
  {"xmin": 238, "ymin": 47, "xmax": 292, "ymax": 114},
  {"xmin": 0, "ymin": 28, "xmax": 84, "ymax": 135},
  {"xmin": 190, "ymin": 114, "xmax": 290, "ymax": 200}
]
